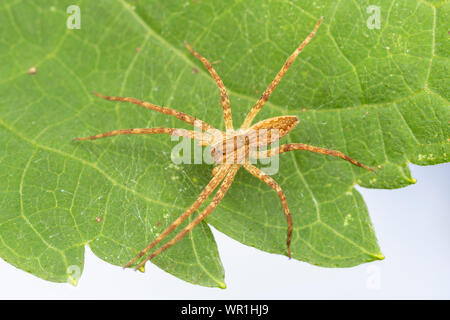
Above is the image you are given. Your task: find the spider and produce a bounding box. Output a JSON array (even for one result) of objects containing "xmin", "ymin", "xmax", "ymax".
[{"xmin": 75, "ymin": 17, "xmax": 374, "ymax": 271}]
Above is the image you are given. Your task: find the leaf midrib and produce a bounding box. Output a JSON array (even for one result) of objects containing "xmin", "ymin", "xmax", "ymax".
[{"xmin": 0, "ymin": 117, "xmax": 184, "ymax": 212}]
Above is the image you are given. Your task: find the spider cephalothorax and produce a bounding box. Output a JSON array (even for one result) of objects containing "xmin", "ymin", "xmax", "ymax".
[{"xmin": 75, "ymin": 17, "xmax": 374, "ymax": 270}]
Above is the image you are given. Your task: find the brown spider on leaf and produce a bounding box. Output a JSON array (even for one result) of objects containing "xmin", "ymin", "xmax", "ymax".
[{"xmin": 75, "ymin": 17, "xmax": 375, "ymax": 271}]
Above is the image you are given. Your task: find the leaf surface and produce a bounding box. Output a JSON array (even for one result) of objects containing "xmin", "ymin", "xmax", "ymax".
[{"xmin": 0, "ymin": 0, "xmax": 448, "ymax": 287}]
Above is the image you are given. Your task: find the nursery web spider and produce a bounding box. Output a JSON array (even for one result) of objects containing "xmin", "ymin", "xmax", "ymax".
[{"xmin": 75, "ymin": 17, "xmax": 374, "ymax": 270}]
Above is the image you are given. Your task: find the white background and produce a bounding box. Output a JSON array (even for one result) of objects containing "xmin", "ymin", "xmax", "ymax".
[{"xmin": 1, "ymin": 163, "xmax": 449, "ymax": 299}]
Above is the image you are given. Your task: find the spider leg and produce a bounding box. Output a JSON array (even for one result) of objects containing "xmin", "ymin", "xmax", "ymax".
[
  {"xmin": 244, "ymin": 164, "xmax": 293, "ymax": 258},
  {"xmin": 256, "ymin": 143, "xmax": 375, "ymax": 172},
  {"xmin": 211, "ymin": 166, "xmax": 220, "ymax": 176},
  {"xmin": 135, "ymin": 165, "xmax": 240, "ymax": 270},
  {"xmin": 184, "ymin": 42, "xmax": 234, "ymax": 131},
  {"xmin": 241, "ymin": 17, "xmax": 323, "ymax": 129},
  {"xmin": 92, "ymin": 92, "xmax": 216, "ymax": 132},
  {"xmin": 74, "ymin": 127, "xmax": 212, "ymax": 145},
  {"xmin": 124, "ymin": 165, "xmax": 231, "ymax": 269}
]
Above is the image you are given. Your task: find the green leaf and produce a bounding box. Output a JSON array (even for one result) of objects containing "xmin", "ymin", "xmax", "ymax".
[{"xmin": 0, "ymin": 0, "xmax": 448, "ymax": 287}]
